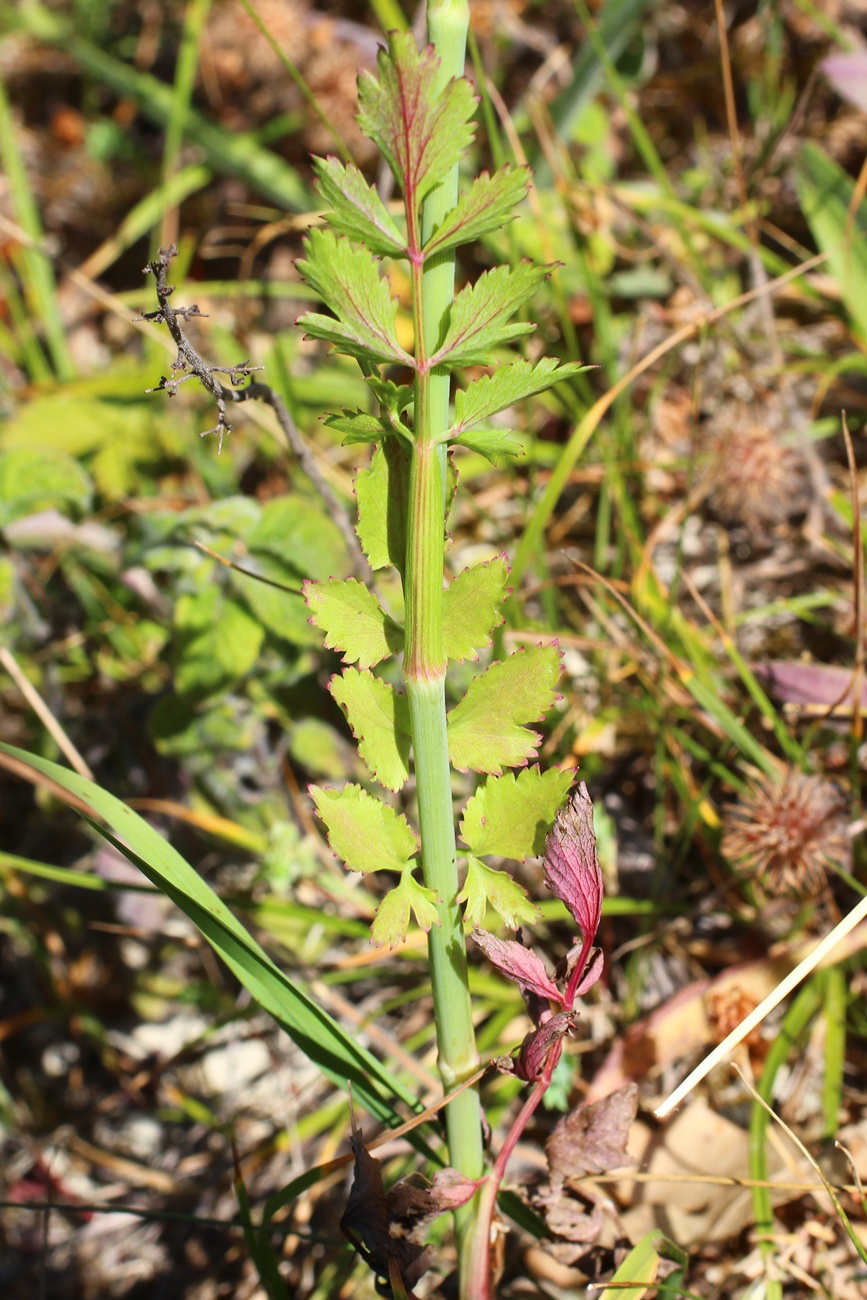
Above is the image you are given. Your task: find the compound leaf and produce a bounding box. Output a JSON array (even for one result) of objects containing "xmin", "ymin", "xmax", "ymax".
[
  {"xmin": 305, "ymin": 577, "xmax": 403, "ymax": 669},
  {"xmin": 329, "ymin": 669, "xmax": 411, "ymax": 792},
  {"xmin": 423, "ymin": 165, "xmax": 530, "ymax": 257},
  {"xmin": 366, "ymin": 376, "xmax": 414, "ymax": 443},
  {"xmin": 296, "ymin": 229, "xmax": 412, "ymax": 367},
  {"xmin": 460, "ymin": 766, "xmax": 574, "ymax": 860},
  {"xmin": 431, "ymin": 263, "xmax": 550, "ymax": 367},
  {"xmin": 367, "ymin": 376, "xmax": 413, "ymax": 419},
  {"xmin": 357, "ymin": 30, "xmax": 476, "ymax": 215},
  {"xmin": 442, "ymin": 556, "xmax": 509, "ymax": 662},
  {"xmin": 310, "ymin": 783, "xmax": 416, "ymax": 873},
  {"xmin": 312, "ymin": 156, "xmax": 406, "ymax": 257},
  {"xmin": 447, "ymin": 645, "xmax": 562, "ymax": 774}
]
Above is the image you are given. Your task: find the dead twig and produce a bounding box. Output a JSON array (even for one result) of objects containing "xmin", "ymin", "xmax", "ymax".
[{"xmin": 140, "ymin": 245, "xmax": 371, "ymax": 579}]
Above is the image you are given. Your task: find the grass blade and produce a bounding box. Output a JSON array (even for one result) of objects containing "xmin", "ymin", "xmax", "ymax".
[
  {"xmin": 0, "ymin": 742, "xmax": 420, "ymax": 1128},
  {"xmin": 798, "ymin": 141, "xmax": 867, "ymax": 342},
  {"xmin": 0, "ymin": 70, "xmax": 75, "ymax": 379}
]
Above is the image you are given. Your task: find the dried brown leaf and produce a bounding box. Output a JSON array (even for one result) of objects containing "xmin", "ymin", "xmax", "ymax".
[{"xmin": 546, "ymin": 1084, "xmax": 638, "ymax": 1179}]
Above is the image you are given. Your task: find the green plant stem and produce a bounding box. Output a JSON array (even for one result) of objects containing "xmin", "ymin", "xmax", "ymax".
[
  {"xmin": 402, "ymin": 440, "xmax": 483, "ymax": 1216},
  {"xmin": 403, "ymin": 463, "xmax": 484, "ymax": 1226},
  {"xmin": 423, "ymin": 0, "xmax": 470, "ymax": 439},
  {"xmin": 400, "ymin": 2, "xmax": 484, "ymax": 1270},
  {"xmin": 367, "ymin": 0, "xmax": 408, "ymax": 36}
]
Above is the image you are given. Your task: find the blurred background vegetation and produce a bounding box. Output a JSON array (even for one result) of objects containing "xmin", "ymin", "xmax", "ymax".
[{"xmin": 1, "ymin": 0, "xmax": 867, "ymax": 1296}]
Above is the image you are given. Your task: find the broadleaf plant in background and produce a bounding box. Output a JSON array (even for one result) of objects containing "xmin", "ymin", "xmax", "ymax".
[{"xmin": 297, "ymin": 12, "xmax": 595, "ymax": 1294}]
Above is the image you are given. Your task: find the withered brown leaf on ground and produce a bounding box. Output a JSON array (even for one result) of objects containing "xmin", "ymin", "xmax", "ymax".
[
  {"xmin": 525, "ymin": 1085, "xmax": 639, "ymax": 1266},
  {"xmin": 340, "ymin": 1126, "xmax": 426, "ymax": 1298},
  {"xmin": 546, "ymin": 1083, "xmax": 639, "ymax": 1179},
  {"xmin": 533, "ymin": 1185, "xmax": 603, "ymax": 1251}
]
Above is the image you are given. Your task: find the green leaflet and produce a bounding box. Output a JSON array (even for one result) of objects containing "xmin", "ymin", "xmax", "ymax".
[
  {"xmin": 447, "ymin": 644, "xmax": 562, "ymax": 774},
  {"xmin": 457, "ymin": 855, "xmax": 540, "ymax": 929},
  {"xmin": 323, "ymin": 410, "xmax": 391, "ymax": 446},
  {"xmin": 296, "ymin": 229, "xmax": 412, "ymax": 367},
  {"xmin": 329, "ymin": 668, "xmax": 412, "ymax": 792},
  {"xmin": 305, "ymin": 577, "xmax": 403, "ymax": 669},
  {"xmin": 310, "ymin": 782, "xmax": 417, "ymax": 873},
  {"xmin": 442, "ymin": 556, "xmax": 509, "ymax": 662},
  {"xmin": 355, "ymin": 440, "xmax": 412, "ymax": 574},
  {"xmin": 423, "ymin": 165, "xmax": 530, "ymax": 257},
  {"xmin": 357, "ymin": 29, "xmax": 476, "ymax": 215},
  {"xmin": 431, "ymin": 263, "xmax": 550, "ymax": 367},
  {"xmin": 460, "ymin": 766, "xmax": 575, "ymax": 860},
  {"xmin": 453, "ymin": 357, "xmax": 589, "ymax": 431},
  {"xmin": 451, "ymin": 429, "xmax": 526, "ymax": 462},
  {"xmin": 367, "ymin": 375, "xmax": 414, "ymax": 424},
  {"xmin": 371, "ymin": 868, "xmax": 441, "ymax": 948},
  {"xmin": 0, "ymin": 745, "xmax": 417, "ymax": 1128},
  {"xmin": 312, "ymin": 156, "xmax": 406, "ymax": 257}
]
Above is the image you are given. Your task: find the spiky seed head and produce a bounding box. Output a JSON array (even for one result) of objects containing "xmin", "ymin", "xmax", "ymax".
[
  {"xmin": 721, "ymin": 769, "xmax": 850, "ymax": 897},
  {"xmin": 703, "ymin": 407, "xmax": 805, "ymax": 527}
]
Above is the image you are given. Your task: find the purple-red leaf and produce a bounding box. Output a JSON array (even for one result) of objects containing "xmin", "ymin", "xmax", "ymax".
[
  {"xmin": 822, "ymin": 53, "xmax": 867, "ymax": 113},
  {"xmin": 545, "ymin": 1083, "xmax": 638, "ymax": 1179},
  {"xmin": 754, "ymin": 660, "xmax": 867, "ymax": 714},
  {"xmin": 472, "ymin": 929, "xmax": 562, "ymax": 1004},
  {"xmin": 516, "ymin": 1010, "xmax": 579, "ymax": 1081},
  {"xmin": 427, "ymin": 1167, "xmax": 484, "ymax": 1210},
  {"xmin": 388, "ymin": 1167, "xmax": 484, "ymax": 1228},
  {"xmin": 557, "ymin": 943, "xmax": 604, "ymax": 999},
  {"xmin": 543, "ymin": 783, "xmax": 603, "ymax": 944}
]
